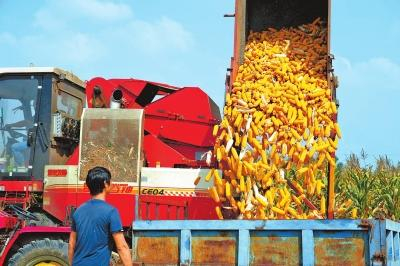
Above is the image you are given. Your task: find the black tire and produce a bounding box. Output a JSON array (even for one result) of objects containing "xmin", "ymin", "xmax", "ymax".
[{"xmin": 7, "ymin": 238, "xmax": 68, "ymax": 266}]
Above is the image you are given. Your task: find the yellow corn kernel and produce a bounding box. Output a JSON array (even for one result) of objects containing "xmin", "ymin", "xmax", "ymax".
[
  {"xmin": 320, "ymin": 195, "xmax": 326, "ymax": 214},
  {"xmin": 297, "ymin": 167, "xmax": 308, "ymax": 175},
  {"xmin": 271, "ymin": 207, "xmax": 285, "ymax": 215},
  {"xmin": 292, "ymin": 180, "xmax": 304, "ymax": 194},
  {"xmin": 205, "ymin": 169, "xmax": 214, "ymax": 182},
  {"xmin": 216, "ymin": 147, "xmax": 222, "ymax": 162},
  {"xmin": 290, "ymin": 128, "xmax": 302, "ymax": 140},
  {"xmin": 234, "ymin": 114, "xmax": 243, "ymax": 128},
  {"xmin": 231, "ymin": 179, "xmax": 238, "ymax": 188},
  {"xmin": 234, "ymin": 132, "xmax": 241, "ymax": 146},
  {"xmin": 299, "ymin": 149, "xmax": 307, "ymax": 163},
  {"xmin": 326, "ymin": 152, "xmax": 335, "ymax": 167},
  {"xmin": 316, "ymin": 180, "xmax": 322, "ymax": 195},
  {"xmin": 334, "ymin": 122, "xmax": 342, "ymax": 138},
  {"xmin": 251, "ymin": 123, "xmax": 259, "ymax": 136},
  {"xmin": 239, "ymin": 175, "xmax": 245, "ymax": 192},
  {"xmin": 217, "ymin": 182, "xmax": 224, "ymax": 197},
  {"xmin": 281, "ymin": 143, "xmax": 288, "ymax": 156},
  {"xmin": 214, "ymin": 170, "xmax": 223, "ymax": 186},
  {"xmin": 231, "ymin": 148, "xmax": 239, "ymax": 160},
  {"xmin": 266, "ymin": 190, "xmax": 274, "ymax": 205},
  {"xmin": 239, "ymin": 199, "xmax": 245, "ymax": 213},
  {"xmin": 225, "ymin": 182, "xmax": 231, "ymax": 198},
  {"xmin": 258, "ymin": 207, "xmax": 266, "ymax": 219},
  {"xmin": 209, "ymin": 187, "xmax": 220, "ymax": 203},
  {"xmin": 237, "ymin": 161, "xmax": 243, "ymax": 178},
  {"xmin": 351, "ymin": 208, "xmax": 358, "ymax": 219},
  {"xmin": 212, "ymin": 124, "xmax": 219, "ymax": 137},
  {"xmin": 241, "ymin": 135, "xmax": 248, "ymax": 149},
  {"xmin": 292, "ymin": 194, "xmax": 302, "ymax": 206},
  {"xmin": 308, "ymin": 147, "xmax": 317, "ymax": 159},
  {"xmin": 288, "ymin": 207, "xmax": 300, "ymax": 219},
  {"xmin": 246, "ymin": 177, "xmax": 252, "ymax": 193},
  {"xmin": 256, "ymin": 194, "xmax": 268, "ymax": 207},
  {"xmin": 215, "ymin": 206, "xmax": 223, "ymax": 219}
]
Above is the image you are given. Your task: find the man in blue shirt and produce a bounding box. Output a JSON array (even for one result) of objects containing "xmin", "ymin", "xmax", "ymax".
[{"xmin": 68, "ymin": 167, "xmax": 131, "ymax": 266}]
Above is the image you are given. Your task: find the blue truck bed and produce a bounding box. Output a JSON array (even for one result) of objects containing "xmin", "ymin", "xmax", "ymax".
[{"xmin": 132, "ymin": 219, "xmax": 400, "ymax": 265}]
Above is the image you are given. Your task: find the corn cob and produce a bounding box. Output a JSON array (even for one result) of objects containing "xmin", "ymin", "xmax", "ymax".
[{"xmin": 207, "ymin": 18, "xmax": 339, "ymax": 220}]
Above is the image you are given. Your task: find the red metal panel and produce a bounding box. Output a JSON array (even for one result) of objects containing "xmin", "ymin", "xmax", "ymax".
[
  {"xmin": 45, "ymin": 185, "xmax": 137, "ymax": 227},
  {"xmin": 0, "ymin": 210, "xmax": 18, "ymax": 229},
  {"xmin": 143, "ymin": 134, "xmax": 186, "ymax": 167},
  {"xmin": 145, "ymin": 118, "xmax": 214, "ymax": 147},
  {"xmin": 0, "ymin": 180, "xmax": 43, "ymax": 192},
  {"xmin": 138, "ymin": 195, "xmax": 217, "ymax": 220},
  {"xmin": 188, "ymin": 197, "xmax": 218, "ymax": 220},
  {"xmin": 148, "ymin": 203, "xmax": 157, "ymax": 220},
  {"xmin": 177, "ymin": 206, "xmax": 185, "ymax": 220},
  {"xmin": 157, "ymin": 205, "xmax": 169, "ymax": 220},
  {"xmin": 66, "ymin": 147, "xmax": 79, "ymax": 165},
  {"xmin": 169, "ymin": 206, "xmax": 177, "ymax": 220},
  {"xmin": 43, "ymin": 186, "xmax": 78, "ymax": 223},
  {"xmin": 144, "ymin": 88, "xmax": 218, "ymax": 146},
  {"xmin": 86, "ymin": 77, "xmax": 180, "ymax": 109}
]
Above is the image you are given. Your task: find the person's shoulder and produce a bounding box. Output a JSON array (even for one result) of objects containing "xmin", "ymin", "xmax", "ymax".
[
  {"xmin": 73, "ymin": 200, "xmax": 91, "ymax": 215},
  {"xmin": 74, "ymin": 199, "xmax": 116, "ymax": 216},
  {"xmin": 95, "ymin": 200, "xmax": 117, "ymax": 213}
]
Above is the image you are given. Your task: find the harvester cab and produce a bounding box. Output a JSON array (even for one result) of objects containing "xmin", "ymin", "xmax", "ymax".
[{"xmin": 0, "ymin": 67, "xmax": 85, "ymax": 203}]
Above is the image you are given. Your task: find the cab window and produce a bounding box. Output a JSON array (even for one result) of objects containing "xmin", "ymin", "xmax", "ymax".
[{"xmin": 56, "ymin": 90, "xmax": 82, "ymax": 119}]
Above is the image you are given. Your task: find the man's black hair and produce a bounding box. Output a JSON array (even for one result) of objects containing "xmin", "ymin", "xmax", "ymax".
[{"xmin": 86, "ymin": 167, "xmax": 111, "ymax": 196}]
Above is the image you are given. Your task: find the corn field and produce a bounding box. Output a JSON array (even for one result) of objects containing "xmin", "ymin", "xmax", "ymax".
[{"xmin": 335, "ymin": 151, "xmax": 400, "ymax": 221}]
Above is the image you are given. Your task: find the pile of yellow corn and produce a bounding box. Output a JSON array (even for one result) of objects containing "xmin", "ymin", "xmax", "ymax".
[{"xmin": 208, "ymin": 18, "xmax": 340, "ymax": 219}]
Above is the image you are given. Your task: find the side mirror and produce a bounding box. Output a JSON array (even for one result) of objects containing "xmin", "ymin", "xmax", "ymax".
[{"xmin": 27, "ymin": 128, "xmax": 35, "ymax": 147}]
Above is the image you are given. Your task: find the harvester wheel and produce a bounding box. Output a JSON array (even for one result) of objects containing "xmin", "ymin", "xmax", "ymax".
[{"xmin": 7, "ymin": 238, "xmax": 68, "ymax": 266}]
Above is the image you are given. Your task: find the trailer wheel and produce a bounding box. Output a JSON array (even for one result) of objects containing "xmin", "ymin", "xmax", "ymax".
[{"xmin": 7, "ymin": 238, "xmax": 68, "ymax": 266}]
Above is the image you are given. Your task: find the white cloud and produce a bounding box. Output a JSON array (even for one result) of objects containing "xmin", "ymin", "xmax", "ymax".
[
  {"xmin": 336, "ymin": 57, "xmax": 400, "ymax": 91},
  {"xmin": 10, "ymin": 31, "xmax": 105, "ymax": 66},
  {"xmin": 127, "ymin": 16, "xmax": 193, "ymax": 53},
  {"xmin": 33, "ymin": 0, "xmax": 133, "ymax": 30},
  {"xmin": 70, "ymin": 0, "xmax": 133, "ymax": 21},
  {"xmin": 29, "ymin": 0, "xmax": 192, "ymax": 57}
]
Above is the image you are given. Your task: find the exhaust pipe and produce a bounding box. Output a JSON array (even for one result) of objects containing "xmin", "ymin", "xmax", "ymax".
[{"xmin": 110, "ymin": 89, "xmax": 123, "ymax": 109}]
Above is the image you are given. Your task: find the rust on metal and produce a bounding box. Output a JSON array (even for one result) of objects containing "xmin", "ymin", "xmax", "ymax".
[
  {"xmin": 136, "ymin": 236, "xmax": 179, "ymax": 264},
  {"xmin": 191, "ymin": 233, "xmax": 237, "ymax": 265},
  {"xmin": 250, "ymin": 234, "xmax": 300, "ymax": 265},
  {"xmin": 359, "ymin": 219, "xmax": 373, "ymax": 229},
  {"xmin": 372, "ymin": 252, "xmax": 386, "ymax": 264},
  {"xmin": 314, "ymin": 237, "xmax": 365, "ymax": 265},
  {"xmin": 254, "ymin": 221, "xmax": 267, "ymax": 230},
  {"xmin": 230, "ymin": 0, "xmax": 246, "ymax": 88}
]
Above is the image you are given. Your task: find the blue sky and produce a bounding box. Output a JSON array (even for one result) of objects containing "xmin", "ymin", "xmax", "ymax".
[{"xmin": 0, "ymin": 0, "xmax": 399, "ymax": 164}]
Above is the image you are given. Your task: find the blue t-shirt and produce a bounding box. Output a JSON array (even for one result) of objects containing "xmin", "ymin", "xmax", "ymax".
[{"xmin": 71, "ymin": 199, "xmax": 123, "ymax": 266}]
